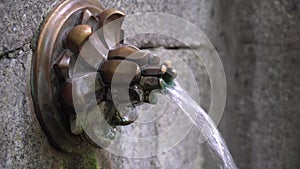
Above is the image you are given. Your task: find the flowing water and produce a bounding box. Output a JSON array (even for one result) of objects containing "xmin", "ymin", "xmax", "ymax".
[{"xmin": 162, "ymin": 81, "xmax": 238, "ymax": 169}]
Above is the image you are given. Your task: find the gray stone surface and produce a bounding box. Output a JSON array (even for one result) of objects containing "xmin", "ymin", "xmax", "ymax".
[
  {"xmin": 104, "ymin": 127, "xmax": 205, "ymax": 169},
  {"xmin": 0, "ymin": 0, "xmax": 211, "ymax": 56},
  {"xmin": 0, "ymin": 0, "xmax": 212, "ymax": 168},
  {"xmin": 0, "ymin": 44, "xmax": 109, "ymax": 169},
  {"xmin": 212, "ymin": 0, "xmax": 300, "ymax": 169},
  {"xmin": 102, "ymin": 0, "xmax": 213, "ymax": 48},
  {"xmin": 1, "ymin": 0, "xmax": 300, "ymax": 169},
  {"xmin": 0, "ymin": 44, "xmax": 61, "ymax": 168},
  {"xmin": 0, "ymin": 0, "xmax": 61, "ymax": 56}
]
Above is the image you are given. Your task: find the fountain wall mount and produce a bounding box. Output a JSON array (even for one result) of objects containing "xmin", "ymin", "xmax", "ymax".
[{"xmin": 31, "ymin": 0, "xmax": 177, "ymax": 153}]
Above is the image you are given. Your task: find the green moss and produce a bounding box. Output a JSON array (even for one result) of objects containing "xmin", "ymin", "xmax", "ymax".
[
  {"xmin": 60, "ymin": 150, "xmax": 100, "ymax": 169},
  {"xmin": 160, "ymin": 78, "xmax": 175, "ymax": 92},
  {"xmin": 82, "ymin": 152, "xmax": 101, "ymax": 169}
]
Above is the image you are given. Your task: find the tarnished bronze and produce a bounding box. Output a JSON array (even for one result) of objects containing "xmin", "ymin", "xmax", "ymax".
[
  {"xmin": 60, "ymin": 82, "xmax": 74, "ymax": 110},
  {"xmin": 141, "ymin": 65, "xmax": 167, "ymax": 77},
  {"xmin": 164, "ymin": 60, "xmax": 172, "ymax": 68},
  {"xmin": 66, "ymin": 24, "xmax": 93, "ymax": 54},
  {"xmin": 108, "ymin": 45, "xmax": 139, "ymax": 58},
  {"xmin": 162, "ymin": 60, "xmax": 177, "ymax": 83},
  {"xmin": 31, "ymin": 0, "xmax": 104, "ymax": 153},
  {"xmin": 107, "ymin": 45, "xmax": 161, "ymax": 66},
  {"xmin": 144, "ymin": 92, "xmax": 158, "ymax": 104},
  {"xmin": 163, "ymin": 67, "xmax": 178, "ymax": 84},
  {"xmin": 81, "ymin": 9, "xmax": 97, "ymax": 24},
  {"xmin": 161, "ymin": 65, "xmax": 168, "ymax": 73},
  {"xmin": 139, "ymin": 76, "xmax": 161, "ymax": 91},
  {"xmin": 147, "ymin": 54, "xmax": 161, "ymax": 65},
  {"xmin": 97, "ymin": 8, "xmax": 125, "ymax": 48},
  {"xmin": 31, "ymin": 0, "xmax": 177, "ymax": 153},
  {"xmin": 100, "ymin": 60, "xmax": 141, "ymax": 84},
  {"xmin": 98, "ymin": 8, "xmax": 125, "ymax": 28},
  {"xmin": 108, "ymin": 45, "xmax": 149, "ymax": 66},
  {"xmin": 54, "ymin": 50, "xmax": 72, "ymax": 80}
]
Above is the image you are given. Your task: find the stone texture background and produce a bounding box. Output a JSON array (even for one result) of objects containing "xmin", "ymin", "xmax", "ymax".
[{"xmin": 1, "ymin": 0, "xmax": 300, "ymax": 169}]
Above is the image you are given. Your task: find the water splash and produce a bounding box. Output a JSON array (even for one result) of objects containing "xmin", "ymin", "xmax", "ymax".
[{"xmin": 162, "ymin": 81, "xmax": 238, "ymax": 169}]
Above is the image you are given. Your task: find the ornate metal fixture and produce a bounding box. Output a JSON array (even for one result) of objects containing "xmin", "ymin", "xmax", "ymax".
[{"xmin": 31, "ymin": 0, "xmax": 176, "ymax": 153}]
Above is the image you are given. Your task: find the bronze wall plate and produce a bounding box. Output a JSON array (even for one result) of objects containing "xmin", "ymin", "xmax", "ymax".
[{"xmin": 31, "ymin": 0, "xmax": 104, "ymax": 153}]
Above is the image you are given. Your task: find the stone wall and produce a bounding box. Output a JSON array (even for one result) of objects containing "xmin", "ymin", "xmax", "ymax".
[
  {"xmin": 213, "ymin": 0, "xmax": 300, "ymax": 169},
  {"xmin": 1, "ymin": 0, "xmax": 300, "ymax": 169}
]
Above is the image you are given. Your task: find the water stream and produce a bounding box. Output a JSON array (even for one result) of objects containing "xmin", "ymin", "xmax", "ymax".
[{"xmin": 162, "ymin": 81, "xmax": 238, "ymax": 169}]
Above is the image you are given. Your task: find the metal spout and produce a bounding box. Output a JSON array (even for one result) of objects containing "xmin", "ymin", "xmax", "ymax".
[{"xmin": 31, "ymin": 0, "xmax": 177, "ymax": 152}]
